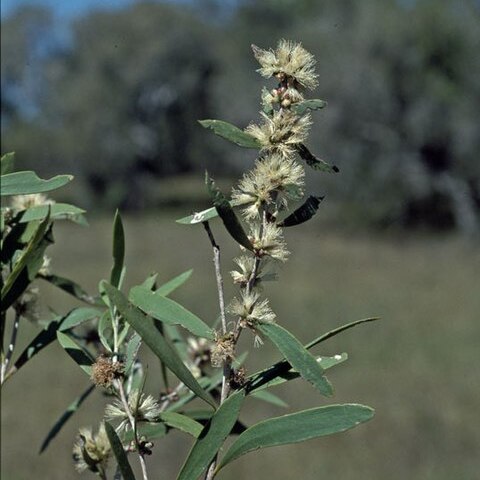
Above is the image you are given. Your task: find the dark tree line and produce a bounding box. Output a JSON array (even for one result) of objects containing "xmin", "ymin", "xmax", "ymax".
[{"xmin": 2, "ymin": 0, "xmax": 479, "ymax": 232}]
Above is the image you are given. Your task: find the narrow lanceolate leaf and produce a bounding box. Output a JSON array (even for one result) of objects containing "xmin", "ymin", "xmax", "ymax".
[
  {"xmin": 250, "ymin": 389, "xmax": 288, "ymax": 408},
  {"xmin": 56, "ymin": 331, "xmax": 94, "ymax": 376},
  {"xmin": 155, "ymin": 269, "xmax": 193, "ymax": 296},
  {"xmin": 18, "ymin": 203, "xmax": 86, "ymax": 223},
  {"xmin": 257, "ymin": 323, "xmax": 333, "ymax": 397},
  {"xmin": 246, "ymin": 320, "xmax": 379, "ymax": 392},
  {"xmin": 177, "ymin": 391, "xmax": 245, "ymax": 480},
  {"xmin": 2, "ymin": 309, "xmax": 94, "ymax": 382},
  {"xmin": 124, "ymin": 333, "xmax": 142, "ymax": 374},
  {"xmin": 158, "ymin": 412, "xmax": 204, "ymax": 438},
  {"xmin": 59, "ymin": 307, "xmax": 101, "ymax": 331},
  {"xmin": 206, "ymin": 175, "xmax": 253, "ymax": 251},
  {"xmin": 40, "ymin": 274, "xmax": 98, "ymax": 305},
  {"xmin": 5, "ymin": 319, "xmax": 59, "ymax": 381},
  {"xmin": 105, "ymin": 422, "xmax": 136, "ymax": 480},
  {"xmin": 1, "ymin": 213, "xmax": 52, "ymax": 310},
  {"xmin": 291, "ymin": 99, "xmax": 327, "ymax": 115},
  {"xmin": 0, "ymin": 171, "xmax": 73, "ymax": 196},
  {"xmin": 297, "ymin": 144, "xmax": 339, "ymax": 173},
  {"xmin": 249, "ymin": 353, "xmax": 348, "ymax": 393},
  {"xmin": 185, "ymin": 410, "xmax": 248, "ymax": 435},
  {"xmin": 103, "ymin": 282, "xmax": 216, "ymax": 408},
  {"xmin": 278, "ymin": 195, "xmax": 324, "ymax": 227},
  {"xmin": 176, "ymin": 198, "xmax": 249, "ymax": 225},
  {"xmin": 40, "ymin": 385, "xmax": 95, "ymax": 453},
  {"xmin": 216, "ymin": 404, "xmax": 374, "ymax": 472},
  {"xmin": 98, "ymin": 311, "xmax": 114, "ymax": 352},
  {"xmin": 129, "ymin": 286, "xmax": 214, "ymax": 340},
  {"xmin": 199, "ymin": 119, "xmax": 261, "ymax": 149},
  {"xmin": 1, "ymin": 152, "xmax": 15, "ymax": 175},
  {"xmin": 305, "ymin": 317, "xmax": 380, "ymax": 350},
  {"xmin": 110, "ymin": 210, "xmax": 125, "ymax": 288}
]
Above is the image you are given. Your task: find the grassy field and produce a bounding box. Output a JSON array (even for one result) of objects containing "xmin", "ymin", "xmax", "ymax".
[{"xmin": 1, "ymin": 213, "xmax": 479, "ymax": 480}]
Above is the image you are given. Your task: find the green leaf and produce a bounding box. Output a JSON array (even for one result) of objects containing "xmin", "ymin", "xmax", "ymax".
[
  {"xmin": 59, "ymin": 307, "xmax": 101, "ymax": 331},
  {"xmin": 250, "ymin": 389, "xmax": 288, "ymax": 408},
  {"xmin": 140, "ymin": 273, "xmax": 158, "ymax": 291},
  {"xmin": 245, "ymin": 319, "xmax": 379, "ymax": 392},
  {"xmin": 125, "ymin": 333, "xmax": 142, "ymax": 374},
  {"xmin": 103, "ymin": 282, "xmax": 216, "ymax": 408},
  {"xmin": 199, "ymin": 119, "xmax": 261, "ymax": 149},
  {"xmin": 40, "ymin": 385, "xmax": 95, "ymax": 453},
  {"xmin": 185, "ymin": 410, "xmax": 247, "ymax": 435},
  {"xmin": 245, "ymin": 317, "xmax": 379, "ymax": 391},
  {"xmin": 176, "ymin": 197, "xmax": 249, "ymax": 225},
  {"xmin": 40, "ymin": 273, "xmax": 98, "ymax": 304},
  {"xmin": 155, "ymin": 269, "xmax": 193, "ymax": 296},
  {"xmin": 305, "ymin": 317, "xmax": 380, "ymax": 350},
  {"xmin": 217, "ymin": 404, "xmax": 374, "ymax": 472},
  {"xmin": 110, "ymin": 210, "xmax": 125, "ymax": 288},
  {"xmin": 18, "ymin": 203, "xmax": 86, "ymax": 223},
  {"xmin": 0, "ymin": 171, "xmax": 73, "ymax": 196},
  {"xmin": 297, "ymin": 144, "xmax": 339, "ymax": 173},
  {"xmin": 2, "ymin": 309, "xmax": 95, "ymax": 382},
  {"xmin": 105, "ymin": 422, "xmax": 136, "ymax": 480},
  {"xmin": 129, "ymin": 286, "xmax": 214, "ymax": 340},
  {"xmin": 257, "ymin": 323, "xmax": 333, "ymax": 397},
  {"xmin": 1, "ymin": 212, "xmax": 52, "ymax": 310},
  {"xmin": 158, "ymin": 412, "xmax": 203, "ymax": 438},
  {"xmin": 56, "ymin": 331, "xmax": 94, "ymax": 376},
  {"xmin": 248, "ymin": 354, "xmax": 348, "ymax": 393},
  {"xmin": 122, "ymin": 422, "xmax": 168, "ymax": 443},
  {"xmin": 98, "ymin": 311, "xmax": 113, "ymax": 352},
  {"xmin": 5, "ymin": 319, "xmax": 58, "ymax": 381},
  {"xmin": 1, "ymin": 152, "xmax": 15, "ymax": 175},
  {"xmin": 278, "ymin": 195, "xmax": 324, "ymax": 227},
  {"xmin": 206, "ymin": 175, "xmax": 253, "ymax": 251},
  {"xmin": 177, "ymin": 391, "xmax": 245, "ymax": 480},
  {"xmin": 291, "ymin": 99, "xmax": 327, "ymax": 115}
]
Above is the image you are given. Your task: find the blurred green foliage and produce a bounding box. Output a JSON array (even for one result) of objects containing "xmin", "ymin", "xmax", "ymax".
[{"xmin": 1, "ymin": 0, "xmax": 479, "ymax": 231}]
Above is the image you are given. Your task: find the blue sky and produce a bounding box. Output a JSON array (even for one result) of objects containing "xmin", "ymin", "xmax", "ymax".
[{"xmin": 1, "ymin": 0, "xmax": 145, "ymax": 18}]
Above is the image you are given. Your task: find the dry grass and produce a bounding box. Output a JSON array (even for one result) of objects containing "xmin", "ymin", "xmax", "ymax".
[{"xmin": 1, "ymin": 214, "xmax": 479, "ymax": 480}]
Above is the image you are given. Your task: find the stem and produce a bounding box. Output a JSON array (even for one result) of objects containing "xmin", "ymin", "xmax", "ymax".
[
  {"xmin": 115, "ymin": 379, "xmax": 149, "ymax": 480},
  {"xmin": 1, "ymin": 310, "xmax": 21, "ymax": 385},
  {"xmin": 202, "ymin": 221, "xmax": 230, "ymax": 401},
  {"xmin": 202, "ymin": 222, "xmax": 227, "ymax": 334},
  {"xmin": 0, "ymin": 309, "xmax": 6, "ymax": 362},
  {"xmin": 202, "ymin": 221, "xmax": 229, "ymax": 479}
]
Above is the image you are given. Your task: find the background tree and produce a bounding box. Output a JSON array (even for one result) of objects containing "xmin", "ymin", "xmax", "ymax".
[{"xmin": 1, "ymin": 0, "xmax": 479, "ymax": 231}]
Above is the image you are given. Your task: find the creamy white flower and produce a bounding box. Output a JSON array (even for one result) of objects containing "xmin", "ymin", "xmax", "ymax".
[
  {"xmin": 245, "ymin": 110, "xmax": 311, "ymax": 157},
  {"xmin": 228, "ymin": 291, "xmax": 276, "ymax": 325},
  {"xmin": 252, "ymin": 40, "xmax": 319, "ymax": 90},
  {"xmin": 72, "ymin": 423, "xmax": 110, "ymax": 474},
  {"xmin": 10, "ymin": 193, "xmax": 54, "ymax": 211},
  {"xmin": 105, "ymin": 390, "xmax": 161, "ymax": 432},
  {"xmin": 250, "ymin": 222, "xmax": 290, "ymax": 262}
]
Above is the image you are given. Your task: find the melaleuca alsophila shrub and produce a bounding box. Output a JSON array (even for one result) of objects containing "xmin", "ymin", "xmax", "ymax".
[{"xmin": 0, "ymin": 41, "xmax": 378, "ymax": 480}]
